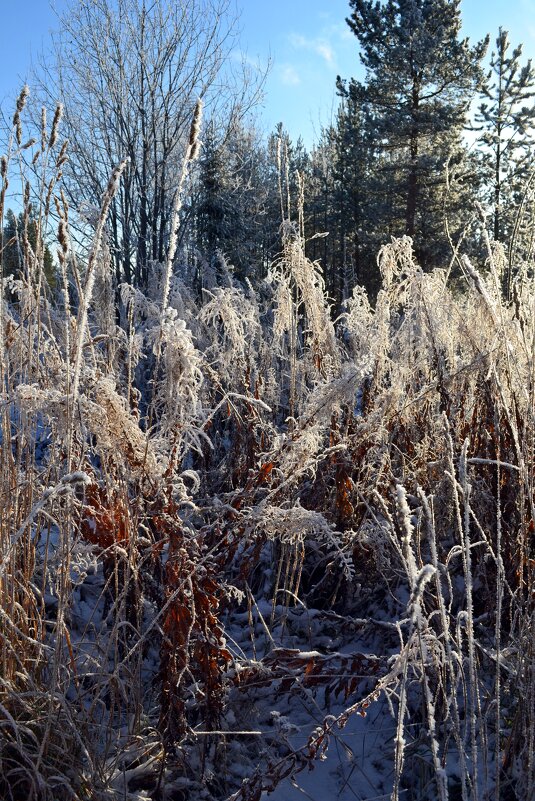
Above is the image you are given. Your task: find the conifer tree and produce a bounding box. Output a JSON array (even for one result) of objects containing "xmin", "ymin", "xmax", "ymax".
[
  {"xmin": 305, "ymin": 128, "xmax": 339, "ymax": 299},
  {"xmin": 338, "ymin": 81, "xmax": 409, "ymax": 296},
  {"xmin": 195, "ymin": 122, "xmax": 275, "ymax": 285},
  {"xmin": 2, "ymin": 209, "xmax": 55, "ymax": 288},
  {"xmin": 344, "ymin": 0, "xmax": 487, "ymax": 267},
  {"xmin": 308, "ymin": 97, "xmax": 379, "ymax": 301},
  {"xmin": 476, "ymin": 29, "xmax": 535, "ymax": 248}
]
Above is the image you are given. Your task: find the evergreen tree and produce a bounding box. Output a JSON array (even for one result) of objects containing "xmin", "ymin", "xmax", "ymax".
[
  {"xmin": 196, "ymin": 124, "xmax": 234, "ymax": 264},
  {"xmin": 305, "ymin": 100, "xmax": 379, "ymax": 302},
  {"xmin": 195, "ymin": 121, "xmax": 276, "ymax": 285},
  {"xmin": 476, "ymin": 29, "xmax": 535, "ymax": 250},
  {"xmin": 334, "ymin": 88, "xmax": 389, "ymax": 297},
  {"xmin": 343, "ymin": 0, "xmax": 487, "ymax": 267},
  {"xmin": 2, "ymin": 209, "xmax": 55, "ymax": 288},
  {"xmin": 305, "ymin": 128, "xmax": 338, "ymax": 298}
]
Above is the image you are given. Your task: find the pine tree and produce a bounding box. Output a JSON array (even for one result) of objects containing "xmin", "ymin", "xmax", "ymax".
[
  {"xmin": 2, "ymin": 209, "xmax": 55, "ymax": 289},
  {"xmin": 344, "ymin": 0, "xmax": 487, "ymax": 267},
  {"xmin": 195, "ymin": 121, "xmax": 275, "ymax": 285},
  {"xmin": 476, "ymin": 29, "xmax": 535, "ymax": 251},
  {"xmin": 306, "ymin": 98, "xmax": 379, "ymax": 301},
  {"xmin": 335, "ymin": 83, "xmax": 399, "ymax": 297}
]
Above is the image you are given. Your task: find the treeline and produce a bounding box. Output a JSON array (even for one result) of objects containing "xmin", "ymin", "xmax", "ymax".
[
  {"xmin": 180, "ymin": 0, "xmax": 535, "ymax": 304},
  {"xmin": 313, "ymin": 1, "xmax": 535, "ymax": 301},
  {"xmin": 6, "ymin": 0, "xmax": 535, "ymax": 306},
  {"xmin": 279, "ymin": 0, "xmax": 535, "ymax": 303}
]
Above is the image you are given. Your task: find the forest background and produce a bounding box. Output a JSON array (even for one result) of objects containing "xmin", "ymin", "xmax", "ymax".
[{"xmin": 4, "ymin": 0, "xmax": 535, "ymax": 302}]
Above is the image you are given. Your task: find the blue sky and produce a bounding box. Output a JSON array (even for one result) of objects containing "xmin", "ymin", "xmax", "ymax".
[{"xmin": 2, "ymin": 0, "xmax": 535, "ymax": 147}]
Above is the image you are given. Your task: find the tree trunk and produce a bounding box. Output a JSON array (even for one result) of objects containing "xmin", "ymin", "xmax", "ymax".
[{"xmin": 406, "ymin": 83, "xmax": 420, "ymax": 240}]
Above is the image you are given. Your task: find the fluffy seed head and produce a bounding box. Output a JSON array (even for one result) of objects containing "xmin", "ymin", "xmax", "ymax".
[
  {"xmin": 58, "ymin": 218, "xmax": 69, "ymax": 255},
  {"xmin": 41, "ymin": 107, "xmax": 47, "ymax": 152},
  {"xmin": 188, "ymin": 98, "xmax": 203, "ymax": 150},
  {"xmin": 190, "ymin": 139, "xmax": 201, "ymax": 162},
  {"xmin": 49, "ymin": 103, "xmax": 63, "ymax": 149},
  {"xmin": 56, "ymin": 140, "xmax": 69, "ymax": 168},
  {"xmin": 14, "ymin": 85, "xmax": 29, "ymax": 118}
]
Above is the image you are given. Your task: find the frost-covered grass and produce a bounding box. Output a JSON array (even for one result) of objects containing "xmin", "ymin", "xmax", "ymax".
[{"xmin": 1, "ymin": 96, "xmax": 535, "ymax": 801}]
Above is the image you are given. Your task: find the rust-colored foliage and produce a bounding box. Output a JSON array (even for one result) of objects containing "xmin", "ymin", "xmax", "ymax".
[
  {"xmin": 335, "ymin": 472, "xmax": 354, "ymax": 525},
  {"xmin": 80, "ymin": 482, "xmax": 129, "ymax": 551},
  {"xmin": 158, "ymin": 505, "xmax": 232, "ymax": 747},
  {"xmin": 235, "ymin": 647, "xmax": 386, "ymax": 701}
]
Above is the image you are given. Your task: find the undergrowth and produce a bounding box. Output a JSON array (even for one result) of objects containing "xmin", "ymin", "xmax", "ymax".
[{"xmin": 1, "ymin": 90, "xmax": 535, "ymax": 801}]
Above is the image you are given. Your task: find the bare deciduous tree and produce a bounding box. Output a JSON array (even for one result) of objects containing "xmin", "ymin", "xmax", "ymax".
[{"xmin": 36, "ymin": 0, "xmax": 263, "ymax": 289}]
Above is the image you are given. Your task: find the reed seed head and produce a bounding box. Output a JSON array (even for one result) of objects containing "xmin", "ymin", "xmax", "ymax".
[
  {"xmin": 13, "ymin": 85, "xmax": 29, "ymax": 122},
  {"xmin": 188, "ymin": 98, "xmax": 203, "ymax": 152},
  {"xmin": 56, "ymin": 140, "xmax": 69, "ymax": 169},
  {"xmin": 49, "ymin": 103, "xmax": 63, "ymax": 149},
  {"xmin": 41, "ymin": 107, "xmax": 47, "ymax": 152}
]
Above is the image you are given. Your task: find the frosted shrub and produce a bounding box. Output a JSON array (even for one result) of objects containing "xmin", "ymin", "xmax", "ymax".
[
  {"xmin": 270, "ymin": 224, "xmax": 340, "ymax": 389},
  {"xmin": 91, "ymin": 377, "xmax": 158, "ymax": 473},
  {"xmin": 199, "ymin": 286, "xmax": 262, "ymax": 390},
  {"xmin": 149, "ymin": 307, "xmax": 205, "ymax": 452},
  {"xmin": 342, "ymin": 284, "xmax": 374, "ymax": 360},
  {"xmin": 167, "ymin": 274, "xmax": 202, "ymax": 330}
]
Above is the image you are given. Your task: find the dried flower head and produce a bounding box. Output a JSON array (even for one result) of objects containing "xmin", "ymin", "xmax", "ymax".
[
  {"xmin": 188, "ymin": 98, "xmax": 203, "ymax": 151},
  {"xmin": 56, "ymin": 140, "xmax": 69, "ymax": 169},
  {"xmin": 57, "ymin": 218, "xmax": 69, "ymax": 255},
  {"xmin": 103, "ymin": 157, "xmax": 129, "ymax": 202},
  {"xmin": 190, "ymin": 139, "xmax": 201, "ymax": 162},
  {"xmin": 15, "ymin": 84, "xmax": 29, "ymax": 114},
  {"xmin": 12, "ymin": 86, "xmax": 29, "ymax": 145},
  {"xmin": 41, "ymin": 107, "xmax": 47, "ymax": 152},
  {"xmin": 49, "ymin": 103, "xmax": 63, "ymax": 149}
]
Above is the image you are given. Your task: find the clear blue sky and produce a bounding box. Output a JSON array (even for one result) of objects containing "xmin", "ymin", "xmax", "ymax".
[{"xmin": 2, "ymin": 0, "xmax": 535, "ymax": 147}]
